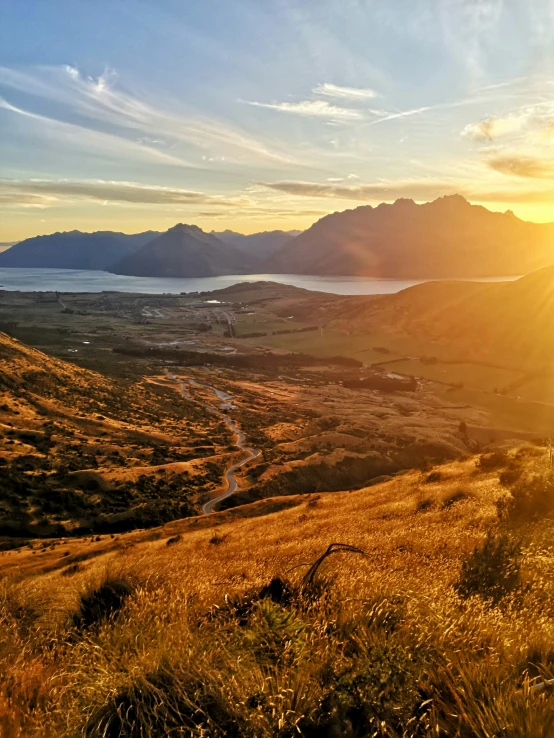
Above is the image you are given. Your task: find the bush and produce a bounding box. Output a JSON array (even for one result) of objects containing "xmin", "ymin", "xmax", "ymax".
[
  {"xmin": 243, "ymin": 599, "xmax": 306, "ymax": 664},
  {"xmin": 476, "ymin": 451, "xmax": 508, "ymax": 471},
  {"xmin": 454, "ymin": 531, "xmax": 522, "ymax": 604},
  {"xmin": 71, "ymin": 575, "xmax": 136, "ymax": 630},
  {"xmin": 441, "ymin": 486, "xmax": 472, "ymax": 508},
  {"xmin": 84, "ymin": 663, "xmax": 244, "ymax": 738},
  {"xmin": 508, "ymin": 473, "xmax": 554, "ymax": 520},
  {"xmin": 425, "ymin": 471, "xmax": 441, "ymax": 483},
  {"xmin": 303, "ymin": 634, "xmax": 422, "ymax": 737},
  {"xmin": 415, "ymin": 497, "xmax": 433, "ymax": 513},
  {"xmin": 498, "ymin": 465, "xmax": 523, "ymax": 487}
]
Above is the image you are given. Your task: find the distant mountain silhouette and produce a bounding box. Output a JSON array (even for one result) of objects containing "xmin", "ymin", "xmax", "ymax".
[
  {"xmin": 6, "ymin": 197, "xmax": 554, "ymax": 279},
  {"xmin": 265, "ymin": 195, "xmax": 554, "ymax": 277},
  {"xmin": 0, "ymin": 230, "xmax": 158, "ymax": 270},
  {"xmin": 213, "ymin": 229, "xmax": 301, "ymax": 261},
  {"xmin": 111, "ymin": 224, "xmax": 252, "ymax": 278}
]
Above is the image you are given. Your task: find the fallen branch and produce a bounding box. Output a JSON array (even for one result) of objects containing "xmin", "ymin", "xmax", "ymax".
[{"xmin": 301, "ymin": 543, "xmax": 366, "ymax": 589}]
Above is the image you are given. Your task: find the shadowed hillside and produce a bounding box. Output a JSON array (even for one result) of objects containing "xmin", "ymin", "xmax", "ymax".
[
  {"xmin": 0, "ymin": 333, "xmax": 231, "ymax": 539},
  {"xmin": 111, "ymin": 224, "xmax": 253, "ymax": 277},
  {"xmin": 0, "ymin": 230, "xmax": 156, "ymax": 270},
  {"xmin": 213, "ymin": 229, "xmax": 301, "ymax": 261}
]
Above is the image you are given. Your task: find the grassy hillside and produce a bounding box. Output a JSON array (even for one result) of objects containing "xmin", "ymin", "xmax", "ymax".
[
  {"xmin": 1, "ymin": 447, "xmax": 553, "ymax": 736},
  {"xmin": 0, "ymin": 333, "xmax": 230, "ymax": 540},
  {"xmin": 322, "ymin": 268, "xmax": 554, "ymax": 367}
]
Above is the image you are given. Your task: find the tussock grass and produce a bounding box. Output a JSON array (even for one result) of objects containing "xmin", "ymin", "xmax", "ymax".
[
  {"xmin": 71, "ymin": 573, "xmax": 137, "ymax": 631},
  {"xmin": 0, "ymin": 451, "xmax": 553, "ymax": 736}
]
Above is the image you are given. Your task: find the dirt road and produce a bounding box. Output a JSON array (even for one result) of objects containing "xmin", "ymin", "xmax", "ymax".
[{"xmin": 168, "ymin": 372, "xmax": 260, "ymax": 513}]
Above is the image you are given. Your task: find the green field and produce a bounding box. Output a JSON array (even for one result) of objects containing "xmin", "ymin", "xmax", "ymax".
[
  {"xmin": 510, "ymin": 375, "xmax": 554, "ymax": 404},
  {"xmin": 379, "ymin": 359, "xmax": 522, "ymax": 393},
  {"xmin": 247, "ymin": 328, "xmax": 489, "ymax": 364},
  {"xmin": 437, "ymin": 386, "xmax": 554, "ymax": 435}
]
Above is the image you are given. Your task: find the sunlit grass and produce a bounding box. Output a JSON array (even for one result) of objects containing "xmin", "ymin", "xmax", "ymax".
[{"xmin": 1, "ymin": 450, "xmax": 553, "ymax": 736}]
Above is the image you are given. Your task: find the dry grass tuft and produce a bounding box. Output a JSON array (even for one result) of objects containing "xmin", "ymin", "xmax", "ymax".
[{"xmin": 71, "ymin": 573, "xmax": 137, "ymax": 631}]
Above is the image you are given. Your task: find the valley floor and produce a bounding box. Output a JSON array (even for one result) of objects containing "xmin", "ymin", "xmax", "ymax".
[{"xmin": 1, "ymin": 282, "xmax": 554, "ymax": 735}]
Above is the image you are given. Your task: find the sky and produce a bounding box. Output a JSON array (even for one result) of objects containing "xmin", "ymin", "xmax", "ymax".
[{"xmin": 3, "ymin": 0, "xmax": 554, "ymax": 241}]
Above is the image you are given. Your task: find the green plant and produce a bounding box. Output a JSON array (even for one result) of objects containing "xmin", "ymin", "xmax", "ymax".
[
  {"xmin": 454, "ymin": 531, "xmax": 522, "ymax": 604},
  {"xmin": 508, "ymin": 473, "xmax": 554, "ymax": 520},
  {"xmin": 476, "ymin": 451, "xmax": 508, "ymax": 471}
]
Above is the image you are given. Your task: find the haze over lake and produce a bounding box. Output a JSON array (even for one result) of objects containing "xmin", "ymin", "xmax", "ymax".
[{"xmin": 0, "ymin": 268, "xmax": 517, "ymax": 296}]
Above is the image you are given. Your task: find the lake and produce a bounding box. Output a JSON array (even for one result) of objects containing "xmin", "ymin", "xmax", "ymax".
[{"xmin": 0, "ymin": 268, "xmax": 518, "ymax": 296}]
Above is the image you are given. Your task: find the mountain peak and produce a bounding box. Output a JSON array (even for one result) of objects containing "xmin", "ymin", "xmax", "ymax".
[
  {"xmin": 110, "ymin": 223, "xmax": 251, "ymax": 278},
  {"xmin": 168, "ymin": 223, "xmax": 202, "ymax": 234},
  {"xmin": 266, "ymin": 195, "xmax": 554, "ymax": 278},
  {"xmin": 434, "ymin": 194, "xmax": 469, "ymax": 206}
]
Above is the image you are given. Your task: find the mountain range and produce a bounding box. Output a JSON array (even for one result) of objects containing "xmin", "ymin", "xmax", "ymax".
[
  {"xmin": 0, "ymin": 230, "xmax": 159, "ymax": 271},
  {"xmin": 1, "ymin": 196, "xmax": 554, "ymax": 278},
  {"xmin": 213, "ymin": 229, "xmax": 301, "ymax": 261},
  {"xmin": 111, "ymin": 223, "xmax": 253, "ymax": 278},
  {"xmin": 265, "ymin": 195, "xmax": 554, "ymax": 277}
]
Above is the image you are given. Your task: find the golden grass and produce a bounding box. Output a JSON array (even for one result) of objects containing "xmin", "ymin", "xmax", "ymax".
[{"xmin": 1, "ymin": 452, "xmax": 553, "ymax": 736}]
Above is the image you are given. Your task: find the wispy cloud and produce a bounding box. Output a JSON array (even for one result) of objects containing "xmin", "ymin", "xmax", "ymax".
[
  {"xmin": 263, "ymin": 177, "xmax": 554, "ymax": 205},
  {"xmin": 462, "ymin": 115, "xmax": 526, "ymax": 141},
  {"xmin": 0, "ymin": 65, "xmax": 296, "ymax": 167},
  {"xmin": 245, "ymin": 99, "xmax": 363, "ymax": 120},
  {"xmin": 462, "ymin": 102, "xmax": 554, "ymax": 142},
  {"xmin": 313, "ymin": 82, "xmax": 378, "ymax": 100},
  {"xmin": 487, "ymin": 154, "xmax": 554, "ymax": 179},
  {"xmin": 0, "ymin": 96, "xmax": 196, "ymax": 168},
  {"xmin": 264, "ymin": 178, "xmax": 461, "ymax": 201},
  {"xmin": 365, "ymin": 106, "xmax": 431, "ymax": 126},
  {"xmin": 0, "ymin": 179, "xmax": 251, "ymax": 208}
]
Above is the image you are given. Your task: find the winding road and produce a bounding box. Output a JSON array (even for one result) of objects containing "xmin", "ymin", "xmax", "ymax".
[{"xmin": 167, "ymin": 372, "xmax": 260, "ymax": 513}]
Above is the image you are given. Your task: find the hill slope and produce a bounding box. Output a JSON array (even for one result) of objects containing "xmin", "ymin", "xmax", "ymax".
[
  {"xmin": 266, "ymin": 195, "xmax": 554, "ymax": 277},
  {"xmin": 1, "ymin": 448, "xmax": 553, "ymax": 736},
  {"xmin": 324, "ymin": 266, "xmax": 554, "ymax": 363},
  {"xmin": 112, "ymin": 224, "xmax": 252, "ymax": 277},
  {"xmin": 0, "ymin": 230, "xmax": 155, "ymax": 270},
  {"xmin": 0, "ymin": 332, "xmax": 228, "ymax": 537}
]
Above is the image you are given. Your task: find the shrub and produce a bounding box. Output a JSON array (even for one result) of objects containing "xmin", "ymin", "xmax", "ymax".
[
  {"xmin": 61, "ymin": 563, "xmax": 82, "ymax": 577},
  {"xmin": 244, "ymin": 599, "xmax": 306, "ymax": 663},
  {"xmin": 508, "ymin": 473, "xmax": 554, "ymax": 520},
  {"xmin": 476, "ymin": 451, "xmax": 508, "ymax": 471},
  {"xmin": 425, "ymin": 471, "xmax": 441, "ymax": 483},
  {"xmin": 71, "ymin": 575, "xmax": 136, "ymax": 630},
  {"xmin": 441, "ymin": 486, "xmax": 472, "ymax": 508},
  {"xmin": 415, "ymin": 497, "xmax": 433, "ymax": 513},
  {"xmin": 309, "ymin": 634, "xmax": 423, "ymax": 736},
  {"xmin": 454, "ymin": 531, "xmax": 522, "ymax": 604},
  {"xmin": 498, "ymin": 465, "xmax": 523, "ymax": 487},
  {"xmin": 84, "ymin": 663, "xmax": 243, "ymax": 738}
]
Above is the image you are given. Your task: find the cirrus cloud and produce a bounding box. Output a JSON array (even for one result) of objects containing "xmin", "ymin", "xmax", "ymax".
[
  {"xmin": 313, "ymin": 82, "xmax": 378, "ymax": 100},
  {"xmin": 244, "ymin": 98, "xmax": 363, "ymax": 120}
]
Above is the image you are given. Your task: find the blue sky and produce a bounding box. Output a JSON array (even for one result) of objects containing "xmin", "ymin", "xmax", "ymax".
[{"xmin": 3, "ymin": 0, "xmax": 554, "ymax": 240}]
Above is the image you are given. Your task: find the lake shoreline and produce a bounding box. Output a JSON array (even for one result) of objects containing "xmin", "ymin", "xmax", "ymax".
[{"xmin": 0, "ymin": 268, "xmax": 519, "ymax": 297}]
